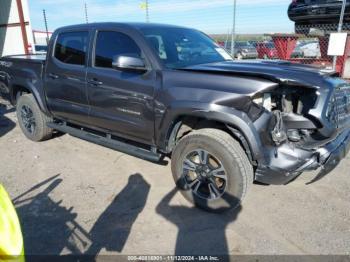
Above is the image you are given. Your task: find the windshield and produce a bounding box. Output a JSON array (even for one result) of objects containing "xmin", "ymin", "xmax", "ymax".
[{"xmin": 140, "ymin": 27, "xmax": 233, "ymax": 69}]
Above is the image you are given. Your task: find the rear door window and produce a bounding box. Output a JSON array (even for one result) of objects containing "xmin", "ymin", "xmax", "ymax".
[{"xmin": 54, "ymin": 31, "xmax": 89, "ymax": 65}]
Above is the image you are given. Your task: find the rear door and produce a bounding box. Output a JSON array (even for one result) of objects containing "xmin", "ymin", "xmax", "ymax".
[
  {"xmin": 45, "ymin": 30, "xmax": 91, "ymax": 125},
  {"xmin": 86, "ymin": 29, "xmax": 156, "ymax": 144}
]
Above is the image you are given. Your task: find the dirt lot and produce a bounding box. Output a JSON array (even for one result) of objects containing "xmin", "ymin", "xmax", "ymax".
[{"xmin": 1, "ymin": 97, "xmax": 350, "ymax": 256}]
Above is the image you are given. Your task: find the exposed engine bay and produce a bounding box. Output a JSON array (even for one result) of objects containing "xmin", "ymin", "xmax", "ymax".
[
  {"xmin": 253, "ymin": 86, "xmax": 319, "ymax": 146},
  {"xmin": 250, "ymin": 82, "xmax": 350, "ymax": 185}
]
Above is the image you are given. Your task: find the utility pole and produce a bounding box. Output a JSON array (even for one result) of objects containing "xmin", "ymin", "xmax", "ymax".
[
  {"xmin": 84, "ymin": 2, "xmax": 89, "ymax": 24},
  {"xmin": 145, "ymin": 0, "xmax": 150, "ymax": 23},
  {"xmin": 225, "ymin": 29, "xmax": 230, "ymax": 49},
  {"xmin": 332, "ymin": 0, "xmax": 347, "ymax": 70},
  {"xmin": 230, "ymin": 0, "xmax": 237, "ymax": 57},
  {"xmin": 140, "ymin": 1, "xmax": 150, "ymax": 22},
  {"xmin": 43, "ymin": 9, "xmax": 49, "ymax": 45}
]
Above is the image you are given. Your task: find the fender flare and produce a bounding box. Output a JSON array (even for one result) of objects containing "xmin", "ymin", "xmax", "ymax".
[
  {"xmin": 156, "ymin": 101, "xmax": 264, "ymax": 161},
  {"xmin": 0, "ymin": 71, "xmax": 10, "ymax": 94},
  {"xmin": 9, "ymin": 78, "xmax": 50, "ymax": 115}
]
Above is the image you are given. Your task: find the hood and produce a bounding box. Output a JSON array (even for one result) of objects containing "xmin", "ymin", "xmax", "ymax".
[{"xmin": 182, "ymin": 60, "xmax": 336, "ymax": 89}]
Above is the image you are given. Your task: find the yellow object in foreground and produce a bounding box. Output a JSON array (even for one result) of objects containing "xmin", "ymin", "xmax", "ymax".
[{"xmin": 0, "ymin": 185, "xmax": 24, "ymax": 262}]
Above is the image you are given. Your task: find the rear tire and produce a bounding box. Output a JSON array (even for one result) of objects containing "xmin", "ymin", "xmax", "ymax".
[
  {"xmin": 16, "ymin": 94, "xmax": 53, "ymax": 142},
  {"xmin": 171, "ymin": 128, "xmax": 253, "ymax": 212}
]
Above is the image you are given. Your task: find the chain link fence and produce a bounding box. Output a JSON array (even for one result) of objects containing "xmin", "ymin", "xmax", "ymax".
[{"xmin": 215, "ymin": 23, "xmax": 350, "ymax": 78}]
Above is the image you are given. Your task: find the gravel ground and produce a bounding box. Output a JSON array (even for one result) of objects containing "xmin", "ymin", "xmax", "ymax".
[{"xmin": 1, "ymin": 97, "xmax": 350, "ymax": 256}]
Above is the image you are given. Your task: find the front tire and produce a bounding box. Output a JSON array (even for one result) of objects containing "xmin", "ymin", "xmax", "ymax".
[
  {"xmin": 16, "ymin": 94, "xmax": 53, "ymax": 142},
  {"xmin": 171, "ymin": 128, "xmax": 253, "ymax": 212}
]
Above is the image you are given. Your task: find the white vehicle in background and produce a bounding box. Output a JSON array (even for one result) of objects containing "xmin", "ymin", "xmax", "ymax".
[{"xmin": 299, "ymin": 41, "xmax": 321, "ymax": 58}]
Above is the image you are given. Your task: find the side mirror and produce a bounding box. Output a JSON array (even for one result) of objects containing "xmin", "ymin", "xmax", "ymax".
[{"xmin": 112, "ymin": 55, "xmax": 147, "ymax": 72}]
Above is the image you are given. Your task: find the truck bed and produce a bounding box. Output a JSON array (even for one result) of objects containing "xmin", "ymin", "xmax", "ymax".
[
  {"xmin": 0, "ymin": 54, "xmax": 46, "ymax": 101},
  {"xmin": 1, "ymin": 54, "xmax": 46, "ymax": 64}
]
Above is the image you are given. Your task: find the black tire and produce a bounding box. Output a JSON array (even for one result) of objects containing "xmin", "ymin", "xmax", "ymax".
[
  {"xmin": 16, "ymin": 94, "xmax": 53, "ymax": 142},
  {"xmin": 171, "ymin": 128, "xmax": 253, "ymax": 212}
]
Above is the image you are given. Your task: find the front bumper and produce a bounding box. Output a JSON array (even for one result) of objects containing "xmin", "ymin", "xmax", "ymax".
[
  {"xmin": 312, "ymin": 129, "xmax": 350, "ymax": 183},
  {"xmin": 255, "ymin": 129, "xmax": 350, "ymax": 185}
]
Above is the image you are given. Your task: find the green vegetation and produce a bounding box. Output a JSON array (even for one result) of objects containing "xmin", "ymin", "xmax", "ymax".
[{"xmin": 210, "ymin": 34, "xmax": 267, "ymax": 42}]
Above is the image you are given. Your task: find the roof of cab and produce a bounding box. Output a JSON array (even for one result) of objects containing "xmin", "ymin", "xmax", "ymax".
[{"xmin": 56, "ymin": 22, "xmax": 191, "ymax": 32}]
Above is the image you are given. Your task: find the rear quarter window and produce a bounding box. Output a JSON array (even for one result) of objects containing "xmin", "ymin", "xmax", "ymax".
[{"xmin": 54, "ymin": 31, "xmax": 88, "ymax": 66}]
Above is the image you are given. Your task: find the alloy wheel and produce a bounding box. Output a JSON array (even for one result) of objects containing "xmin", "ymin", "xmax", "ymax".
[
  {"xmin": 182, "ymin": 149, "xmax": 227, "ymax": 200},
  {"xmin": 20, "ymin": 105, "xmax": 36, "ymax": 134}
]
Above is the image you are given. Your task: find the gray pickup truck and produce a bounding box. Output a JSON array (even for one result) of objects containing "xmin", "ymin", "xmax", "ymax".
[{"xmin": 1, "ymin": 22, "xmax": 350, "ymax": 211}]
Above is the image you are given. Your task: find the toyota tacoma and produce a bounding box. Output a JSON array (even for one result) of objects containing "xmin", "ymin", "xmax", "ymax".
[{"xmin": 1, "ymin": 23, "xmax": 349, "ymax": 211}]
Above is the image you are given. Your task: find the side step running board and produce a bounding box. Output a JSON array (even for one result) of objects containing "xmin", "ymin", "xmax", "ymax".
[{"xmin": 47, "ymin": 122, "xmax": 162, "ymax": 162}]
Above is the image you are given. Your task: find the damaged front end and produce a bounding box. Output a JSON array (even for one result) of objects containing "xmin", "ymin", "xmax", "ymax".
[
  {"xmin": 250, "ymin": 78, "xmax": 350, "ymax": 185},
  {"xmin": 183, "ymin": 61, "xmax": 350, "ymax": 184}
]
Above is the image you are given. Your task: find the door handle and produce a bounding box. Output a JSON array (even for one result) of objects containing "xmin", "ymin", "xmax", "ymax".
[
  {"xmin": 88, "ymin": 79, "xmax": 103, "ymax": 86},
  {"xmin": 48, "ymin": 73, "xmax": 59, "ymax": 79}
]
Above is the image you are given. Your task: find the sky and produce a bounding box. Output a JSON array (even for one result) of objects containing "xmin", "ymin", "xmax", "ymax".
[{"xmin": 28, "ymin": 0, "xmax": 294, "ymax": 34}]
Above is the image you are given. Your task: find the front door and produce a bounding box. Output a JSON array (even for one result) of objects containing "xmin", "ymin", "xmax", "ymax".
[
  {"xmin": 45, "ymin": 30, "xmax": 90, "ymax": 125},
  {"xmin": 86, "ymin": 30, "xmax": 156, "ymax": 144}
]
